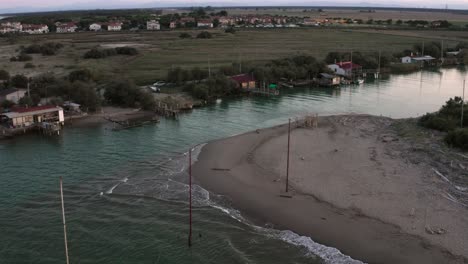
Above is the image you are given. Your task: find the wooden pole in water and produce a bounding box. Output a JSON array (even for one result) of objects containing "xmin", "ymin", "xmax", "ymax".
[
  {"xmin": 59, "ymin": 176, "xmax": 70, "ymax": 264},
  {"xmin": 286, "ymin": 118, "xmax": 291, "ymax": 193},
  {"xmin": 462, "ymin": 80, "xmax": 466, "ymax": 128},
  {"xmin": 188, "ymin": 148, "xmax": 193, "ymax": 247}
]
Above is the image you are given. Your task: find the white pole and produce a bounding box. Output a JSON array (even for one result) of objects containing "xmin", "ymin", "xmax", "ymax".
[
  {"xmin": 462, "ymin": 80, "xmax": 466, "ymax": 128},
  {"xmin": 59, "ymin": 177, "xmax": 70, "ymax": 264}
]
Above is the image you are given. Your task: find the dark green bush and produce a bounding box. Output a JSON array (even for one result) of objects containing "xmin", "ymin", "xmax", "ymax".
[
  {"xmin": 115, "ymin": 47, "xmax": 138, "ymax": 55},
  {"xmin": 445, "ymin": 128, "xmax": 468, "ymax": 150},
  {"xmin": 197, "ymin": 31, "xmax": 212, "ymax": 39},
  {"xmin": 418, "ymin": 113, "xmax": 457, "ymax": 132},
  {"xmin": 24, "ymin": 63, "xmax": 35, "ymax": 68},
  {"xmin": 179, "ymin": 33, "xmax": 192, "ymax": 39}
]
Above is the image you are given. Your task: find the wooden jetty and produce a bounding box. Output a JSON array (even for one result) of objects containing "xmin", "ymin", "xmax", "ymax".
[
  {"xmin": 155, "ymin": 101, "xmax": 181, "ymax": 119},
  {"xmin": 104, "ymin": 112, "xmax": 159, "ymax": 131}
]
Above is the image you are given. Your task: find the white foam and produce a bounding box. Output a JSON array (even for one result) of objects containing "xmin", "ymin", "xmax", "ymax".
[
  {"xmin": 106, "ymin": 183, "xmax": 120, "ymax": 194},
  {"xmin": 209, "ymin": 202, "xmax": 363, "ymax": 264},
  {"xmin": 274, "ymin": 230, "xmax": 364, "ymax": 264},
  {"xmin": 122, "ymin": 177, "xmax": 128, "ymax": 183}
]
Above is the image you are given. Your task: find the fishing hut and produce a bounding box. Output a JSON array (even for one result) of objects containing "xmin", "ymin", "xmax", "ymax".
[{"xmin": 0, "ymin": 105, "xmax": 64, "ymax": 136}]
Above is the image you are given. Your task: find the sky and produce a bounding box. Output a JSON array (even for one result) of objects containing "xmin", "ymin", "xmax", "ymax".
[{"xmin": 0, "ymin": 0, "xmax": 467, "ymax": 13}]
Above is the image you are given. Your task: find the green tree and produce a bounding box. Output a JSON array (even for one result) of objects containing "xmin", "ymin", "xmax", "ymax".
[
  {"xmin": 11, "ymin": 74, "xmax": 28, "ymax": 88},
  {"xmin": 196, "ymin": 31, "xmax": 212, "ymax": 39},
  {"xmin": 0, "ymin": 70, "xmax": 10, "ymax": 81},
  {"xmin": 179, "ymin": 32, "xmax": 192, "ymax": 39},
  {"xmin": 69, "ymin": 69, "xmax": 94, "ymax": 82}
]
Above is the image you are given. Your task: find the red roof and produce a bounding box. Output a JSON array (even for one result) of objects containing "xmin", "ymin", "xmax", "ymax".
[
  {"xmin": 108, "ymin": 22, "xmax": 122, "ymax": 27},
  {"xmin": 231, "ymin": 74, "xmax": 256, "ymax": 83},
  {"xmin": 198, "ymin": 19, "xmax": 212, "ymax": 24},
  {"xmin": 336, "ymin": 62, "xmax": 361, "ymax": 70},
  {"xmin": 12, "ymin": 105, "xmax": 58, "ymax": 113}
]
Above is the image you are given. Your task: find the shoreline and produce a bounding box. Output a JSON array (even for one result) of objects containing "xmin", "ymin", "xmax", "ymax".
[{"xmin": 192, "ymin": 114, "xmax": 468, "ymax": 264}]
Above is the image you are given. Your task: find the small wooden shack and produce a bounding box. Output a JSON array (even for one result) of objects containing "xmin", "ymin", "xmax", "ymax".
[
  {"xmin": 230, "ymin": 74, "xmax": 256, "ymax": 89},
  {"xmin": 318, "ymin": 73, "xmax": 341, "ymax": 87}
]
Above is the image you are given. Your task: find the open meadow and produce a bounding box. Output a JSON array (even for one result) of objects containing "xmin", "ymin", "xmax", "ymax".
[{"xmin": 0, "ymin": 27, "xmax": 464, "ymax": 85}]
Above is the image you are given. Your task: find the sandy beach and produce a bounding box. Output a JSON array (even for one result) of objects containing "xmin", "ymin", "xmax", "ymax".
[{"xmin": 193, "ymin": 115, "xmax": 468, "ymax": 264}]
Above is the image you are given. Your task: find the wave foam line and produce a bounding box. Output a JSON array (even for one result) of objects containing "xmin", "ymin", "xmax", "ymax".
[{"xmin": 209, "ymin": 202, "xmax": 364, "ymax": 264}]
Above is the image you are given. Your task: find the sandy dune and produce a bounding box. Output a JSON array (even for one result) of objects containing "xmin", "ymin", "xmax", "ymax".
[{"xmin": 193, "ymin": 115, "xmax": 468, "ymax": 264}]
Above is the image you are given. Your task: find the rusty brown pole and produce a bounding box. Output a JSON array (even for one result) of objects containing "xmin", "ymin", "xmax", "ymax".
[
  {"xmin": 286, "ymin": 118, "xmax": 291, "ymax": 193},
  {"xmin": 188, "ymin": 148, "xmax": 193, "ymax": 247},
  {"xmin": 59, "ymin": 177, "xmax": 70, "ymax": 264}
]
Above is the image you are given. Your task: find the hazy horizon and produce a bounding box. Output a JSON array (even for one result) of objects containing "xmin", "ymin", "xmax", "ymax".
[{"xmin": 0, "ymin": 0, "xmax": 467, "ymax": 14}]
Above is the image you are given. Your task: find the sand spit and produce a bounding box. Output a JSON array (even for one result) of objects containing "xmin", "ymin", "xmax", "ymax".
[{"xmin": 193, "ymin": 115, "xmax": 468, "ymax": 264}]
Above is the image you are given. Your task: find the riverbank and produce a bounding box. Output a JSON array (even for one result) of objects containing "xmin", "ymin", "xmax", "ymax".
[
  {"xmin": 192, "ymin": 115, "xmax": 468, "ymax": 264},
  {"xmin": 65, "ymin": 106, "xmax": 155, "ymax": 128}
]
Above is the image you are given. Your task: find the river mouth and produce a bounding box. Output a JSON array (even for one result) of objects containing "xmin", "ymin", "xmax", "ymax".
[{"xmin": 1, "ymin": 68, "xmax": 467, "ymax": 263}]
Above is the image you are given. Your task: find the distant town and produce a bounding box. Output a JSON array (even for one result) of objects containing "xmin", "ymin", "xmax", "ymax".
[{"xmin": 0, "ymin": 8, "xmax": 457, "ymax": 35}]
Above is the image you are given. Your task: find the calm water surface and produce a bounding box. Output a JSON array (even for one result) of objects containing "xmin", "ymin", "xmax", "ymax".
[{"xmin": 1, "ymin": 68, "xmax": 467, "ymax": 264}]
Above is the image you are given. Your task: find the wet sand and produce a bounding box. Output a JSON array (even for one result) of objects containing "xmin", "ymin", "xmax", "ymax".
[{"xmin": 192, "ymin": 115, "xmax": 468, "ymax": 264}]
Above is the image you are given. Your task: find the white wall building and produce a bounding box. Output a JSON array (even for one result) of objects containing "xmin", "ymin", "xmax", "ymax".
[
  {"xmin": 89, "ymin": 23, "xmax": 102, "ymax": 31},
  {"xmin": 22, "ymin": 24, "xmax": 49, "ymax": 34},
  {"xmin": 56, "ymin": 22, "xmax": 78, "ymax": 33},
  {"xmin": 147, "ymin": 20, "xmax": 160, "ymax": 30},
  {"xmin": 107, "ymin": 22, "xmax": 123, "ymax": 31},
  {"xmin": 401, "ymin": 56, "xmax": 412, "ymax": 64}
]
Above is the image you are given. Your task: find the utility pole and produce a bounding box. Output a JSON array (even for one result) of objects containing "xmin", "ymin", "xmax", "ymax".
[
  {"xmin": 462, "ymin": 80, "xmax": 466, "ymax": 128},
  {"xmin": 59, "ymin": 177, "xmax": 70, "ymax": 264},
  {"xmin": 378, "ymin": 50, "xmax": 381, "ymax": 78},
  {"xmin": 27, "ymin": 78, "xmax": 31, "ymax": 98},
  {"xmin": 188, "ymin": 148, "xmax": 193, "ymax": 247},
  {"xmin": 422, "ymin": 41, "xmax": 425, "ymax": 56},
  {"xmin": 208, "ymin": 59, "xmax": 211, "ymax": 78},
  {"xmin": 285, "ymin": 118, "xmax": 291, "ymax": 193}
]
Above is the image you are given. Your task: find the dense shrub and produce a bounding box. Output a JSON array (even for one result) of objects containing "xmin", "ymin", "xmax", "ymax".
[
  {"xmin": 183, "ymin": 75, "xmax": 239, "ymax": 100},
  {"xmin": 197, "ymin": 31, "xmax": 212, "ymax": 39},
  {"xmin": 179, "ymin": 33, "xmax": 192, "ymax": 39},
  {"xmin": 24, "ymin": 63, "xmax": 35, "ymax": 69},
  {"xmin": 0, "ymin": 70, "xmax": 10, "ymax": 81},
  {"xmin": 11, "ymin": 74, "xmax": 29, "ymax": 88},
  {"xmin": 418, "ymin": 113, "xmax": 457, "ymax": 132},
  {"xmin": 445, "ymin": 128, "xmax": 468, "ymax": 150},
  {"xmin": 24, "ymin": 42, "xmax": 63, "ymax": 56},
  {"xmin": 225, "ymin": 27, "xmax": 236, "ymax": 34},
  {"xmin": 84, "ymin": 47, "xmax": 137, "ymax": 59},
  {"xmin": 18, "ymin": 53, "xmax": 33, "ymax": 61},
  {"xmin": 104, "ymin": 79, "xmax": 155, "ymax": 110},
  {"xmin": 69, "ymin": 68, "xmax": 93, "ymax": 82},
  {"xmin": 115, "ymin": 47, "xmax": 138, "ymax": 55}
]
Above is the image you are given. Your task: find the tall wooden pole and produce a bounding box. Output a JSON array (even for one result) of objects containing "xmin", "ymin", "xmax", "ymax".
[
  {"xmin": 188, "ymin": 148, "xmax": 193, "ymax": 247},
  {"xmin": 286, "ymin": 118, "xmax": 291, "ymax": 193},
  {"xmin": 462, "ymin": 80, "xmax": 466, "ymax": 128},
  {"xmin": 59, "ymin": 177, "xmax": 70, "ymax": 264}
]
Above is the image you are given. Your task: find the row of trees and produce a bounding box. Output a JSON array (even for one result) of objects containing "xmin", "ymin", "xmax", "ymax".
[
  {"xmin": 84, "ymin": 47, "xmax": 138, "ymax": 59},
  {"xmin": 0, "ymin": 68, "xmax": 155, "ymax": 112}
]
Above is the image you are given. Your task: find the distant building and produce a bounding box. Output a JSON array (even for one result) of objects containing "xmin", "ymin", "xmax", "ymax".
[
  {"xmin": 328, "ymin": 62, "xmax": 362, "ymax": 78},
  {"xmin": 169, "ymin": 21, "xmax": 177, "ymax": 29},
  {"xmin": 230, "ymin": 74, "xmax": 256, "ymax": 89},
  {"xmin": 147, "ymin": 20, "xmax": 161, "ymax": 30},
  {"xmin": 197, "ymin": 19, "xmax": 213, "ymax": 28},
  {"xmin": 0, "ymin": 22, "xmax": 22, "ymax": 34},
  {"xmin": 401, "ymin": 56, "xmax": 412, "ymax": 64},
  {"xmin": 318, "ymin": 73, "xmax": 341, "ymax": 87},
  {"xmin": 0, "ymin": 105, "xmax": 64, "ymax": 129},
  {"xmin": 179, "ymin": 17, "xmax": 195, "ymax": 26},
  {"xmin": 89, "ymin": 23, "xmax": 102, "ymax": 31},
  {"xmin": 0, "ymin": 88, "xmax": 26, "ymax": 104},
  {"xmin": 107, "ymin": 22, "xmax": 123, "ymax": 31},
  {"xmin": 22, "ymin": 24, "xmax": 49, "ymax": 34},
  {"xmin": 56, "ymin": 22, "xmax": 78, "ymax": 33}
]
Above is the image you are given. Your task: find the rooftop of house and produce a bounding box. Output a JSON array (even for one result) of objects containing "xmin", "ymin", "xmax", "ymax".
[
  {"xmin": 22, "ymin": 24, "xmax": 47, "ymax": 29},
  {"xmin": 198, "ymin": 19, "xmax": 213, "ymax": 24},
  {"xmin": 0, "ymin": 88, "xmax": 23, "ymax": 97},
  {"xmin": 3, "ymin": 105, "xmax": 63, "ymax": 119},
  {"xmin": 231, "ymin": 74, "xmax": 256, "ymax": 83},
  {"xmin": 57, "ymin": 22, "xmax": 77, "ymax": 28},
  {"xmin": 108, "ymin": 22, "xmax": 123, "ymax": 27},
  {"xmin": 335, "ymin": 61, "xmax": 362, "ymax": 70}
]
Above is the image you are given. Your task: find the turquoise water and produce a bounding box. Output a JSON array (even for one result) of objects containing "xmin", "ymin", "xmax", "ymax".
[{"xmin": 0, "ymin": 68, "xmax": 467, "ymax": 263}]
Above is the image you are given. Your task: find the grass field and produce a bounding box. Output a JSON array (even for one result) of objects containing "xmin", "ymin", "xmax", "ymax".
[{"xmin": 0, "ymin": 27, "xmax": 463, "ymax": 85}]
